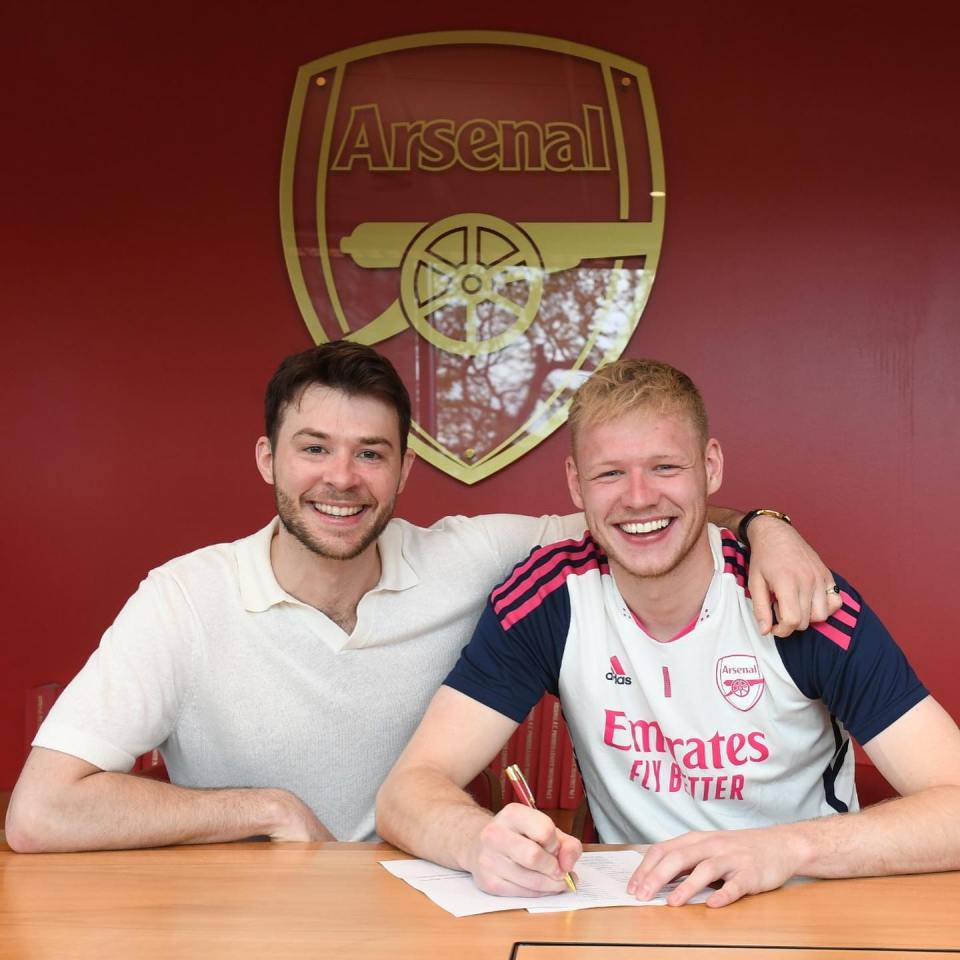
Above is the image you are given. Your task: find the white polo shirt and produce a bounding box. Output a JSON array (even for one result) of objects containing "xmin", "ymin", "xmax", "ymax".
[{"xmin": 35, "ymin": 513, "xmax": 584, "ymax": 840}]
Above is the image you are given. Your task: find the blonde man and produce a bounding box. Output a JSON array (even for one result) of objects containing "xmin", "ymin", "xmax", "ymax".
[{"xmin": 377, "ymin": 358, "xmax": 960, "ymax": 907}]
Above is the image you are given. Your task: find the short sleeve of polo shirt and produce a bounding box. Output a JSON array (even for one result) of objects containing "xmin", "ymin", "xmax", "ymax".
[
  {"xmin": 32, "ymin": 569, "xmax": 197, "ymax": 770},
  {"xmin": 775, "ymin": 573, "xmax": 928, "ymax": 745}
]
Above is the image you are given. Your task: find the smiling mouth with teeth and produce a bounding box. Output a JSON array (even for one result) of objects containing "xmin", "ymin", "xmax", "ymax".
[
  {"xmin": 618, "ymin": 518, "xmax": 672, "ymax": 535},
  {"xmin": 312, "ymin": 503, "xmax": 365, "ymax": 518}
]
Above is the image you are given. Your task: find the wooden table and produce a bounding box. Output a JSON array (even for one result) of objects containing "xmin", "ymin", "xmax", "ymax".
[{"xmin": 1, "ymin": 840, "xmax": 958, "ymax": 959}]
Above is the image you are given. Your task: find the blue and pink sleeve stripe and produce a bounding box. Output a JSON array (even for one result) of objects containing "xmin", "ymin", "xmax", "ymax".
[
  {"xmin": 492, "ymin": 535, "xmax": 608, "ymax": 632},
  {"xmin": 812, "ymin": 591, "xmax": 862, "ymax": 650}
]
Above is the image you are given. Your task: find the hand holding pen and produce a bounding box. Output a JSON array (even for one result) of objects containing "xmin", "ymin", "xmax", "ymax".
[
  {"xmin": 505, "ymin": 764, "xmax": 577, "ymax": 892},
  {"xmin": 461, "ymin": 762, "xmax": 582, "ymax": 897}
]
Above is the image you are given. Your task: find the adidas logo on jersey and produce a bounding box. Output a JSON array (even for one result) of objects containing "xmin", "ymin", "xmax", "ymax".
[{"xmin": 605, "ymin": 655, "xmax": 633, "ymax": 685}]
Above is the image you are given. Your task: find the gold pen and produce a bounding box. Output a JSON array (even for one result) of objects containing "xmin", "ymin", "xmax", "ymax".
[{"xmin": 505, "ymin": 763, "xmax": 577, "ymax": 892}]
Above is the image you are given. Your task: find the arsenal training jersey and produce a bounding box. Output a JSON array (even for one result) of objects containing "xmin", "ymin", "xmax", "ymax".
[{"xmin": 445, "ymin": 525, "xmax": 926, "ymax": 843}]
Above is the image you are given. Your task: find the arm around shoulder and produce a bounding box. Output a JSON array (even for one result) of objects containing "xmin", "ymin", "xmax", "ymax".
[
  {"xmin": 720, "ymin": 507, "xmax": 841, "ymax": 635},
  {"xmin": 5, "ymin": 746, "xmax": 333, "ymax": 853}
]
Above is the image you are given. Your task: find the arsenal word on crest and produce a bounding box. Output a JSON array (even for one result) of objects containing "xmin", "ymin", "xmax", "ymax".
[
  {"xmin": 280, "ymin": 32, "xmax": 665, "ymax": 483},
  {"xmin": 715, "ymin": 655, "xmax": 766, "ymax": 712}
]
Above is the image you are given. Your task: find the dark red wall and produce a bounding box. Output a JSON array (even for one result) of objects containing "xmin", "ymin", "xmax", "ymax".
[{"xmin": 3, "ymin": 2, "xmax": 958, "ymax": 787}]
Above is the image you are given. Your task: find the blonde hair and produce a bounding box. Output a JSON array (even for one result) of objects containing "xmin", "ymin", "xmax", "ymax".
[{"xmin": 569, "ymin": 358, "xmax": 709, "ymax": 449}]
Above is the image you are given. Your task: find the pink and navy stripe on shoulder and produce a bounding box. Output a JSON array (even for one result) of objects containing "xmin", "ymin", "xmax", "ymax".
[
  {"xmin": 719, "ymin": 528, "xmax": 750, "ymax": 595},
  {"xmin": 812, "ymin": 589, "xmax": 862, "ymax": 651},
  {"xmin": 443, "ymin": 536, "xmax": 602, "ymax": 724},
  {"xmin": 492, "ymin": 534, "xmax": 608, "ymax": 632}
]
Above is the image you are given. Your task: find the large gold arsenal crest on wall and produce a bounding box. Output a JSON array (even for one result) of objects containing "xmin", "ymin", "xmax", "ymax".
[{"xmin": 280, "ymin": 31, "xmax": 665, "ymax": 483}]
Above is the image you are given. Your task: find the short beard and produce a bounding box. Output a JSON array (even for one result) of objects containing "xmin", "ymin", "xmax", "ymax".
[{"xmin": 274, "ymin": 488, "xmax": 393, "ymax": 561}]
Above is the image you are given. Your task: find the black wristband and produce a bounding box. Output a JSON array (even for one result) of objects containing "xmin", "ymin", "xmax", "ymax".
[{"xmin": 738, "ymin": 508, "xmax": 792, "ymax": 548}]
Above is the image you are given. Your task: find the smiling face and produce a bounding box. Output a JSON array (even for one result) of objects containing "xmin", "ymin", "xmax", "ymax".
[
  {"xmin": 565, "ymin": 407, "xmax": 723, "ymax": 584},
  {"xmin": 256, "ymin": 385, "xmax": 415, "ymax": 562}
]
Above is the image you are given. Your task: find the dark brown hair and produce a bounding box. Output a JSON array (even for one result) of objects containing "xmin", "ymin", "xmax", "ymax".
[{"xmin": 264, "ymin": 342, "xmax": 411, "ymax": 453}]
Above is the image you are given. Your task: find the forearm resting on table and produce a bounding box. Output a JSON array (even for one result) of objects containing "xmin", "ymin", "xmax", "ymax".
[
  {"xmin": 789, "ymin": 784, "xmax": 960, "ymax": 879},
  {"xmin": 5, "ymin": 746, "xmax": 327, "ymax": 852},
  {"xmin": 630, "ymin": 786, "xmax": 960, "ymax": 909},
  {"xmin": 803, "ymin": 700, "xmax": 960, "ymax": 880},
  {"xmin": 376, "ymin": 764, "xmax": 493, "ymax": 870}
]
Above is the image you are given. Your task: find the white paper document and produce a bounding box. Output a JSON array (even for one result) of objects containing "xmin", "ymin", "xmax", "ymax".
[{"xmin": 380, "ymin": 851, "xmax": 710, "ymax": 917}]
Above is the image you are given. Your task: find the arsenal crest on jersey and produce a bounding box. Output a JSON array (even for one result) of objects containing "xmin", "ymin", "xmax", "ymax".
[
  {"xmin": 716, "ymin": 655, "xmax": 766, "ymax": 712},
  {"xmin": 280, "ymin": 32, "xmax": 665, "ymax": 483}
]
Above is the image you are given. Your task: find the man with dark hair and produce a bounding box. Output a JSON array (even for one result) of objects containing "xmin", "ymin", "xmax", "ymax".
[
  {"xmin": 376, "ymin": 357, "xmax": 960, "ymax": 907},
  {"xmin": 7, "ymin": 344, "xmax": 838, "ymax": 852},
  {"xmin": 263, "ymin": 340, "xmax": 412, "ymax": 453}
]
